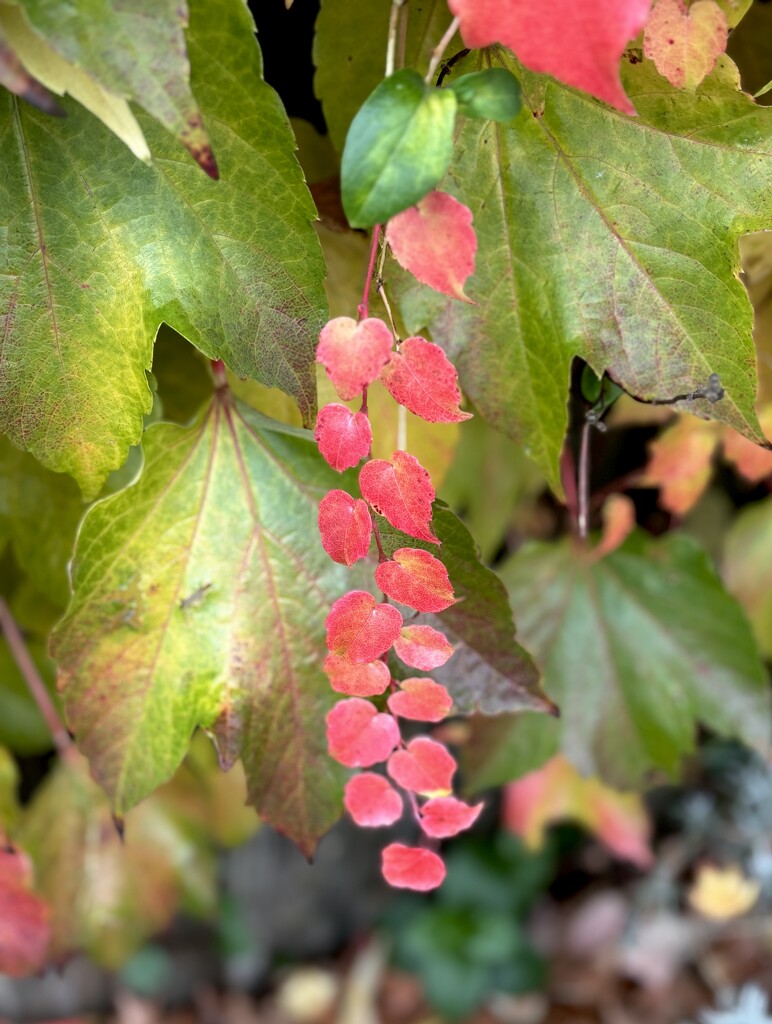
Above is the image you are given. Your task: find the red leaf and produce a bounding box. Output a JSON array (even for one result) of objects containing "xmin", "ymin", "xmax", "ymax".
[
  {"xmin": 387, "ymin": 737, "xmax": 456, "ymax": 795},
  {"xmin": 420, "ymin": 796, "xmax": 484, "ymax": 838},
  {"xmin": 380, "ymin": 337, "xmax": 472, "ymax": 424},
  {"xmin": 314, "ymin": 403, "xmax": 372, "ymax": 472},
  {"xmin": 326, "ymin": 698, "xmax": 401, "ymax": 767},
  {"xmin": 387, "ymin": 677, "xmax": 453, "ymax": 722},
  {"xmin": 344, "ymin": 772, "xmax": 403, "ymax": 826},
  {"xmin": 318, "ymin": 491, "xmax": 372, "ymax": 566},
  {"xmin": 359, "ymin": 451, "xmax": 438, "ymax": 544},
  {"xmin": 394, "ymin": 625, "xmax": 454, "ymax": 670},
  {"xmin": 447, "ymin": 0, "xmax": 652, "ymax": 115},
  {"xmin": 375, "ymin": 547, "xmax": 455, "ymax": 613},
  {"xmin": 325, "ymin": 591, "xmax": 403, "ymax": 662},
  {"xmin": 385, "ymin": 191, "xmax": 477, "ymax": 302},
  {"xmin": 323, "ymin": 654, "xmax": 391, "ymax": 696},
  {"xmin": 316, "ymin": 317, "xmax": 393, "ymax": 401},
  {"xmin": 381, "ymin": 843, "xmax": 446, "ymax": 891},
  {"xmin": 0, "ymin": 847, "xmax": 50, "ymax": 977}
]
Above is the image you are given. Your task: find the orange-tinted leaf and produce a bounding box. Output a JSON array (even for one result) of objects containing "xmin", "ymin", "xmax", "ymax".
[
  {"xmin": 420, "ymin": 796, "xmax": 483, "ymax": 838},
  {"xmin": 387, "ymin": 677, "xmax": 453, "ymax": 722},
  {"xmin": 643, "ymin": 0, "xmax": 727, "ymax": 91},
  {"xmin": 326, "ymin": 698, "xmax": 401, "ymax": 767},
  {"xmin": 381, "ymin": 843, "xmax": 446, "ymax": 891},
  {"xmin": 323, "ymin": 654, "xmax": 391, "ymax": 696},
  {"xmin": 723, "ymin": 407, "xmax": 772, "ymax": 483},
  {"xmin": 325, "ymin": 591, "xmax": 403, "ymax": 662},
  {"xmin": 387, "ymin": 737, "xmax": 456, "ymax": 795},
  {"xmin": 642, "ymin": 416, "xmax": 720, "ymax": 515},
  {"xmin": 394, "ymin": 624, "xmax": 454, "ymax": 670},
  {"xmin": 318, "ymin": 491, "xmax": 373, "ymax": 566},
  {"xmin": 316, "ymin": 316, "xmax": 393, "ymax": 400},
  {"xmin": 380, "ymin": 337, "xmax": 472, "ymax": 424},
  {"xmin": 385, "ymin": 191, "xmax": 476, "ymax": 302},
  {"xmin": 375, "ymin": 547, "xmax": 455, "ymax": 613},
  {"xmin": 447, "ymin": 0, "xmax": 652, "ymax": 114},
  {"xmin": 594, "ymin": 494, "xmax": 637, "ymax": 560},
  {"xmin": 359, "ymin": 451, "xmax": 438, "ymax": 543},
  {"xmin": 314, "ymin": 403, "xmax": 372, "ymax": 471},
  {"xmin": 0, "ymin": 846, "xmax": 49, "ymax": 977},
  {"xmin": 344, "ymin": 772, "xmax": 403, "ymax": 826}
]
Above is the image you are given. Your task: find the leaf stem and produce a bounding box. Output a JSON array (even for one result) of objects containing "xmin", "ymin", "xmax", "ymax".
[
  {"xmin": 424, "ymin": 16, "xmax": 461, "ymax": 85},
  {"xmin": 358, "ymin": 226, "xmax": 382, "ymax": 320},
  {"xmin": 210, "ymin": 359, "xmax": 228, "ymax": 389},
  {"xmin": 385, "ymin": 0, "xmax": 407, "ymax": 77},
  {"xmin": 577, "ymin": 420, "xmax": 592, "ymax": 541},
  {"xmin": 0, "ymin": 597, "xmax": 74, "ymax": 760}
]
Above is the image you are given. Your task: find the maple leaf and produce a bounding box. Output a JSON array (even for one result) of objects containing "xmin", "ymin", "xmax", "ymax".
[
  {"xmin": 343, "ymin": 772, "xmax": 403, "ymax": 826},
  {"xmin": 318, "ymin": 490, "xmax": 373, "ymax": 566},
  {"xmin": 317, "ymin": 317, "xmax": 394, "ymax": 401},
  {"xmin": 326, "ymin": 698, "xmax": 401, "ymax": 767},
  {"xmin": 388, "ymin": 737, "xmax": 456, "ymax": 795},
  {"xmin": 323, "ymin": 654, "xmax": 391, "ymax": 696},
  {"xmin": 380, "ymin": 337, "xmax": 473, "ymax": 424},
  {"xmin": 394, "ymin": 624, "xmax": 454, "ymax": 670},
  {"xmin": 420, "ymin": 796, "xmax": 484, "ymax": 839},
  {"xmin": 387, "ymin": 677, "xmax": 454, "ymax": 722},
  {"xmin": 0, "ymin": 845, "xmax": 50, "ymax": 977},
  {"xmin": 325, "ymin": 590, "xmax": 403, "ymax": 662},
  {"xmin": 359, "ymin": 451, "xmax": 439, "ymax": 543},
  {"xmin": 447, "ymin": 0, "xmax": 652, "ymax": 114},
  {"xmin": 374, "ymin": 547, "xmax": 456, "ymax": 613},
  {"xmin": 381, "ymin": 843, "xmax": 446, "ymax": 891},
  {"xmin": 314, "ymin": 403, "xmax": 372, "ymax": 472},
  {"xmin": 644, "ymin": 0, "xmax": 728, "ymax": 91},
  {"xmin": 385, "ymin": 192, "xmax": 477, "ymax": 302}
]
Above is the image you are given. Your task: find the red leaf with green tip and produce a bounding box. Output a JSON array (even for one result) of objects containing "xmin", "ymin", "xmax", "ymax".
[
  {"xmin": 387, "ymin": 737, "xmax": 456, "ymax": 795},
  {"xmin": 420, "ymin": 796, "xmax": 484, "ymax": 838},
  {"xmin": 387, "ymin": 678, "xmax": 453, "ymax": 722},
  {"xmin": 0, "ymin": 846, "xmax": 50, "ymax": 977},
  {"xmin": 316, "ymin": 317, "xmax": 393, "ymax": 401},
  {"xmin": 375, "ymin": 547, "xmax": 455, "ymax": 612},
  {"xmin": 326, "ymin": 698, "xmax": 401, "ymax": 767},
  {"xmin": 318, "ymin": 490, "xmax": 372, "ymax": 566},
  {"xmin": 325, "ymin": 591, "xmax": 403, "ymax": 662},
  {"xmin": 344, "ymin": 772, "xmax": 403, "ymax": 826},
  {"xmin": 323, "ymin": 654, "xmax": 391, "ymax": 696},
  {"xmin": 314, "ymin": 403, "xmax": 372, "ymax": 471},
  {"xmin": 381, "ymin": 843, "xmax": 446, "ymax": 891},
  {"xmin": 380, "ymin": 337, "xmax": 472, "ymax": 424},
  {"xmin": 359, "ymin": 452, "xmax": 438, "ymax": 543},
  {"xmin": 447, "ymin": 0, "xmax": 652, "ymax": 114},
  {"xmin": 385, "ymin": 191, "xmax": 477, "ymax": 302},
  {"xmin": 394, "ymin": 625, "xmax": 454, "ymax": 669}
]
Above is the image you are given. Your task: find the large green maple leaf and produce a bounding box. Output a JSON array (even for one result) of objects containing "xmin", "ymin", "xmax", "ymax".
[
  {"xmin": 398, "ymin": 53, "xmax": 771, "ymax": 494},
  {"xmin": 0, "ymin": 0, "xmax": 325, "ymax": 496}
]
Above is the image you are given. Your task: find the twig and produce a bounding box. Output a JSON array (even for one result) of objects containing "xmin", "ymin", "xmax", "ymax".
[
  {"xmin": 385, "ymin": 0, "xmax": 406, "ymax": 77},
  {"xmin": 424, "ymin": 16, "xmax": 461, "ymax": 85},
  {"xmin": 577, "ymin": 420, "xmax": 592, "ymax": 541}
]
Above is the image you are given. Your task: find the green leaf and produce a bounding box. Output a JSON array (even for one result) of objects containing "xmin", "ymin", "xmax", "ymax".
[
  {"xmin": 0, "ymin": 0, "xmax": 326, "ymax": 496},
  {"xmin": 377, "ymin": 502, "xmax": 549, "ymax": 714},
  {"xmin": 462, "ymin": 713, "xmax": 559, "ymax": 794},
  {"xmin": 485, "ymin": 532, "xmax": 769, "ymax": 788},
  {"xmin": 52, "ymin": 395, "xmax": 361, "ymax": 855},
  {"xmin": 723, "ymin": 495, "xmax": 772, "ymax": 659},
  {"xmin": 9, "ymin": 0, "xmax": 217, "ymax": 176},
  {"xmin": 0, "ymin": 745, "xmax": 20, "ymax": 832},
  {"xmin": 313, "ymin": 0, "xmax": 452, "ymax": 153},
  {"xmin": 397, "ymin": 53, "xmax": 770, "ymax": 494},
  {"xmin": 341, "ymin": 69, "xmax": 457, "ymax": 228},
  {"xmin": 449, "ymin": 69, "xmax": 521, "ymax": 122}
]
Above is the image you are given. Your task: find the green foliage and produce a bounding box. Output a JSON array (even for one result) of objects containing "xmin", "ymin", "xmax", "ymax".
[{"xmin": 449, "ymin": 68, "xmax": 522, "ymax": 122}]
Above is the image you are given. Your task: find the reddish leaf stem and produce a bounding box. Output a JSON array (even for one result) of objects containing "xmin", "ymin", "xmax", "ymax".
[
  {"xmin": 358, "ymin": 226, "xmax": 382, "ymax": 320},
  {"xmin": 0, "ymin": 597, "xmax": 74, "ymax": 761},
  {"xmin": 210, "ymin": 358, "xmax": 228, "ymax": 389}
]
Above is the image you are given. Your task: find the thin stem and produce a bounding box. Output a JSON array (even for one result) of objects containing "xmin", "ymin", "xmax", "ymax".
[
  {"xmin": 424, "ymin": 16, "xmax": 461, "ymax": 85},
  {"xmin": 577, "ymin": 420, "xmax": 592, "ymax": 541},
  {"xmin": 210, "ymin": 359, "xmax": 228, "ymax": 389},
  {"xmin": 396, "ymin": 404, "xmax": 407, "ymax": 452},
  {"xmin": 396, "ymin": 0, "xmax": 409, "ymax": 70},
  {"xmin": 371, "ymin": 514, "xmax": 388, "ymax": 563},
  {"xmin": 358, "ymin": 226, "xmax": 382, "ymax": 320},
  {"xmin": 0, "ymin": 597, "xmax": 74, "ymax": 760},
  {"xmin": 385, "ymin": 0, "xmax": 406, "ymax": 77}
]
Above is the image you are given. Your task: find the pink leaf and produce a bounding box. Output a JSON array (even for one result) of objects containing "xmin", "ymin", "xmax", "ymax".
[
  {"xmin": 394, "ymin": 625, "xmax": 454, "ymax": 670},
  {"xmin": 382, "ymin": 843, "xmax": 446, "ymax": 891},
  {"xmin": 375, "ymin": 547, "xmax": 455, "ymax": 613},
  {"xmin": 0, "ymin": 847, "xmax": 50, "ymax": 977},
  {"xmin": 643, "ymin": 0, "xmax": 727, "ymax": 91},
  {"xmin": 316, "ymin": 317, "xmax": 393, "ymax": 401},
  {"xmin": 385, "ymin": 191, "xmax": 477, "ymax": 302},
  {"xmin": 447, "ymin": 0, "xmax": 652, "ymax": 115},
  {"xmin": 326, "ymin": 698, "xmax": 401, "ymax": 767},
  {"xmin": 359, "ymin": 451, "xmax": 438, "ymax": 543},
  {"xmin": 314, "ymin": 403, "xmax": 372, "ymax": 472},
  {"xmin": 323, "ymin": 654, "xmax": 391, "ymax": 696},
  {"xmin": 326, "ymin": 591, "xmax": 403, "ymax": 663},
  {"xmin": 420, "ymin": 796, "xmax": 484, "ymax": 838},
  {"xmin": 380, "ymin": 337, "xmax": 472, "ymax": 424},
  {"xmin": 387, "ymin": 737, "xmax": 456, "ymax": 795},
  {"xmin": 387, "ymin": 677, "xmax": 453, "ymax": 722},
  {"xmin": 344, "ymin": 772, "xmax": 403, "ymax": 826},
  {"xmin": 318, "ymin": 491, "xmax": 372, "ymax": 566}
]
